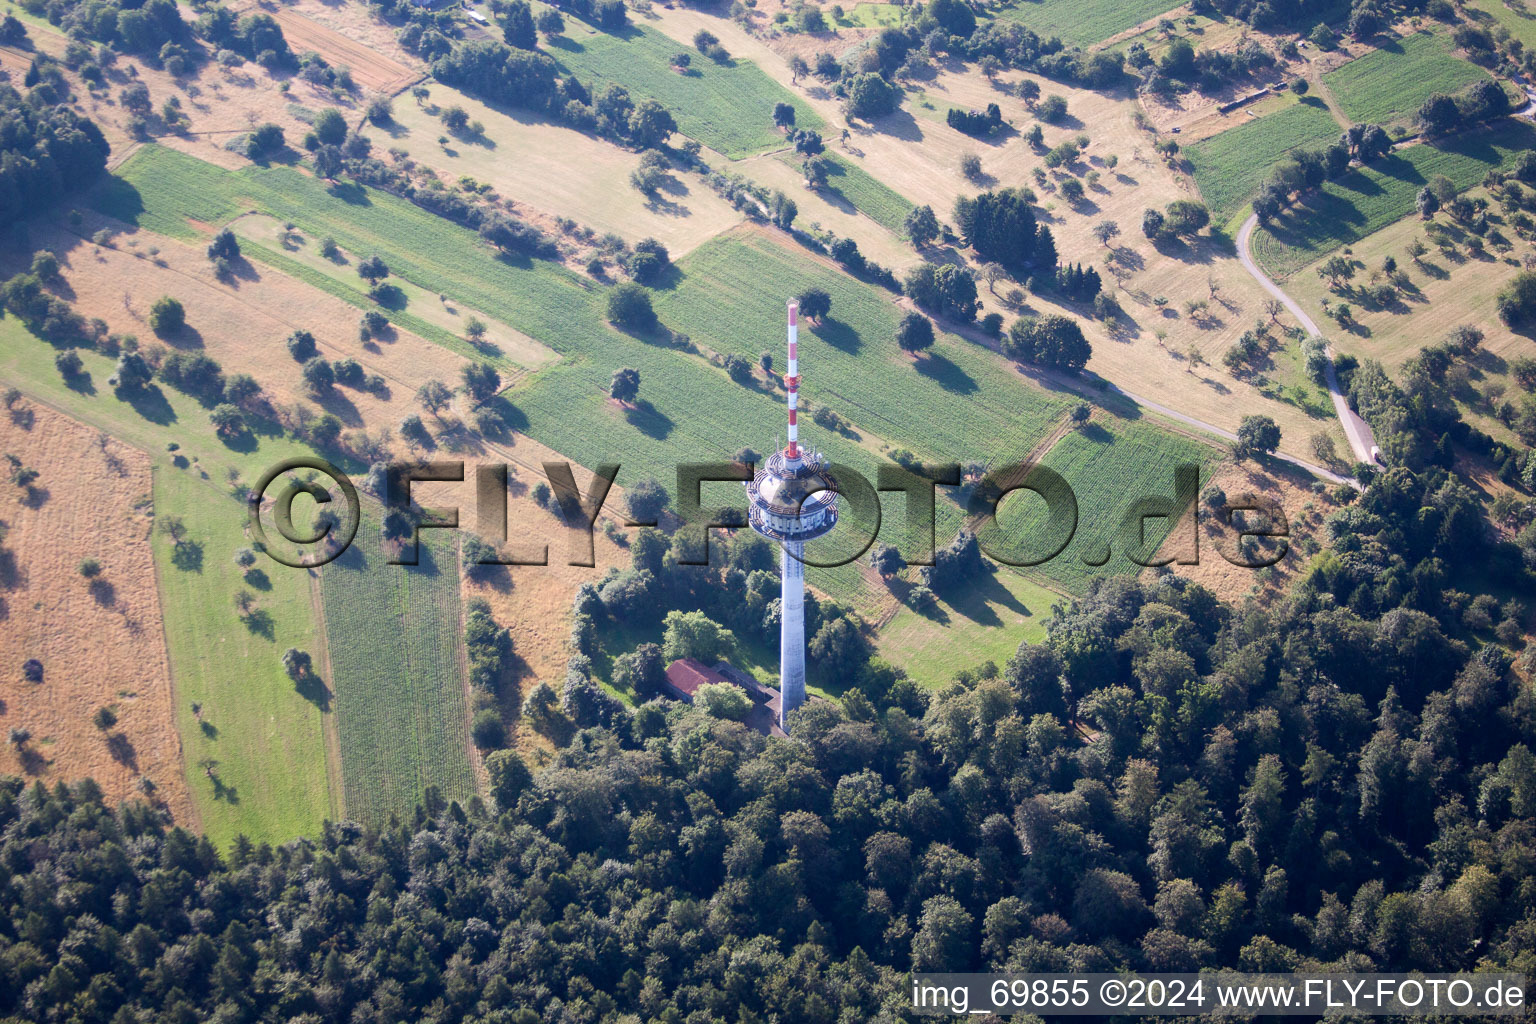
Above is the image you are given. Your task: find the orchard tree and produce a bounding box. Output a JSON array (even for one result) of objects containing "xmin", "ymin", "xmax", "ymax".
[
  {"xmin": 610, "ymin": 366, "xmax": 641, "ymax": 404},
  {"xmin": 1234, "ymin": 414, "xmax": 1281, "ymax": 460},
  {"xmin": 895, "ymin": 311, "xmax": 935, "ymax": 354},
  {"xmin": 904, "ymin": 204, "xmax": 940, "ymax": 248},
  {"xmin": 417, "ymin": 379, "xmax": 453, "ymax": 417},
  {"xmin": 357, "ymin": 255, "xmax": 389, "ymax": 289},
  {"xmin": 797, "ymin": 287, "xmax": 832, "ymax": 322}
]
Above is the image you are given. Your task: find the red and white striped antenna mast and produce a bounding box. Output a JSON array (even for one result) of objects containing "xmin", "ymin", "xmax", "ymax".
[{"xmin": 785, "ymin": 299, "xmax": 802, "ymax": 461}]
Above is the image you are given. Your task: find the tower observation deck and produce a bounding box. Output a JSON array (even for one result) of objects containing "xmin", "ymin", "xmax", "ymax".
[{"xmin": 745, "ymin": 300, "xmax": 839, "ymax": 732}]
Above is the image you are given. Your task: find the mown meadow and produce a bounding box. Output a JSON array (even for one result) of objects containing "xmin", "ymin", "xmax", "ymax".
[
  {"xmin": 1253, "ymin": 118, "xmax": 1536, "ymax": 277},
  {"xmin": 320, "ymin": 501, "xmax": 476, "ymax": 825}
]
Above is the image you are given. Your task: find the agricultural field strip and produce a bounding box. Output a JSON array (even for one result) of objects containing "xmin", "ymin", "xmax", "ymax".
[
  {"xmin": 103, "ymin": 147, "xmax": 1214, "ymax": 598},
  {"xmin": 1186, "ymin": 101, "xmax": 1344, "ymax": 224},
  {"xmin": 991, "ymin": 0, "xmax": 1188, "ymax": 49},
  {"xmin": 1252, "ymin": 118, "xmax": 1536, "ymax": 277},
  {"xmin": 1322, "ymin": 30, "xmax": 1490, "ymax": 128},
  {"xmin": 772, "ymin": 151, "xmax": 917, "ymax": 235},
  {"xmin": 549, "ymin": 22, "xmax": 824, "ymax": 159},
  {"xmin": 990, "ymin": 423, "xmax": 1218, "ymax": 592},
  {"xmin": 320, "ymin": 500, "xmax": 475, "ymax": 825}
]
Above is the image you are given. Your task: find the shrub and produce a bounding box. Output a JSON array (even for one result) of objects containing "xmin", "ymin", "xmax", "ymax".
[
  {"xmin": 148, "ymin": 296, "xmax": 184, "ymax": 334},
  {"xmin": 471, "ymin": 709, "xmax": 507, "ymax": 748},
  {"xmin": 607, "ymin": 282, "xmax": 657, "ymax": 330}
]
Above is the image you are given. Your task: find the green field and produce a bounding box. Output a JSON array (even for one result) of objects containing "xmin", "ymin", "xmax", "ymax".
[
  {"xmin": 1186, "ymin": 100, "xmax": 1343, "ymax": 224},
  {"xmin": 1323, "ymin": 30, "xmax": 1490, "ymax": 129},
  {"xmin": 550, "ymin": 24, "xmax": 823, "ymax": 158},
  {"xmin": 153, "ymin": 470, "xmax": 335, "ymax": 848},
  {"xmin": 837, "ymin": 2, "xmax": 907, "ymax": 27},
  {"xmin": 0, "ymin": 316, "xmax": 337, "ymax": 848},
  {"xmin": 320, "ymin": 503, "xmax": 475, "ymax": 825},
  {"xmin": 1465, "ymin": 0, "xmax": 1536, "ymax": 50},
  {"xmin": 777, "ymin": 152, "xmax": 916, "ymax": 234},
  {"xmin": 876, "ymin": 567, "xmax": 1058, "ymax": 687},
  {"xmin": 993, "ymin": 0, "xmax": 1186, "ymax": 48},
  {"xmin": 987, "ymin": 421, "xmax": 1216, "ymax": 592},
  {"xmin": 654, "ymin": 231, "xmax": 1069, "ymax": 468},
  {"xmin": 1253, "ymin": 118, "xmax": 1536, "ymax": 277}
]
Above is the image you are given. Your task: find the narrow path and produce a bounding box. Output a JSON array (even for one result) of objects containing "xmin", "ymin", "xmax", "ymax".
[{"xmin": 1236, "ymin": 213, "xmax": 1376, "ymax": 469}]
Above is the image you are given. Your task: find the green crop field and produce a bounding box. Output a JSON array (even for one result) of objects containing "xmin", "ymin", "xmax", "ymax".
[
  {"xmin": 655, "ymin": 231, "xmax": 1069, "ymax": 466},
  {"xmin": 777, "ymin": 152, "xmax": 916, "ymax": 234},
  {"xmin": 319, "ymin": 502, "xmax": 475, "ymax": 825},
  {"xmin": 986, "ymin": 421, "xmax": 1217, "ymax": 592},
  {"xmin": 0, "ymin": 317, "xmax": 338, "ymax": 848},
  {"xmin": 1323, "ymin": 30, "xmax": 1490, "ymax": 129},
  {"xmin": 549, "ymin": 24, "xmax": 823, "ymax": 158},
  {"xmin": 993, "ymin": 0, "xmax": 1186, "ymax": 48},
  {"xmin": 1252, "ymin": 118, "xmax": 1536, "ymax": 277},
  {"xmin": 876, "ymin": 567, "xmax": 1058, "ymax": 688},
  {"xmin": 1186, "ymin": 100, "xmax": 1343, "ymax": 224}
]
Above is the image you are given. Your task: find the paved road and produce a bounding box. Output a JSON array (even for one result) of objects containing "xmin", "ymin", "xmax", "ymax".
[{"xmin": 1236, "ymin": 213, "xmax": 1378, "ymax": 468}]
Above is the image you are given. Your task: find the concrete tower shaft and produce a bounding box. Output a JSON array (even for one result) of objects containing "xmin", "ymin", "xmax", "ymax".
[{"xmin": 744, "ymin": 299, "xmax": 839, "ymax": 731}]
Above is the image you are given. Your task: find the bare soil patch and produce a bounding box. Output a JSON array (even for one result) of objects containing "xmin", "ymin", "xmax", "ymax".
[{"xmin": 0, "ymin": 399, "xmax": 193, "ymax": 821}]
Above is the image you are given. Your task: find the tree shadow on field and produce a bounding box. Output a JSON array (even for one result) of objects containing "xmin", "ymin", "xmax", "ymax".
[
  {"xmin": 64, "ymin": 371, "xmax": 96, "ymax": 396},
  {"xmin": 624, "ymin": 399, "xmax": 674, "ymax": 440},
  {"xmin": 171, "ymin": 540, "xmax": 203, "ymax": 572},
  {"xmin": 915, "ymin": 350, "xmax": 978, "ymax": 394},
  {"xmin": 813, "ymin": 316, "xmax": 861, "ymax": 353},
  {"xmin": 295, "ymin": 672, "xmax": 332, "ymax": 712},
  {"xmin": 242, "ymin": 608, "xmax": 275, "ymax": 640},
  {"xmin": 106, "ymin": 731, "xmax": 138, "ymax": 770},
  {"xmin": 325, "ymin": 180, "xmax": 371, "ymax": 206},
  {"xmin": 118, "ymin": 383, "xmax": 177, "ymax": 426}
]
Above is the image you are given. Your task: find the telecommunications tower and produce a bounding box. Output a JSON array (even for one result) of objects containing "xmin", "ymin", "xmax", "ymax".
[{"xmin": 746, "ymin": 300, "xmax": 839, "ymax": 732}]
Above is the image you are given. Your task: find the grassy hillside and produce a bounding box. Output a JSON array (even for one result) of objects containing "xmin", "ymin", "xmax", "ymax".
[
  {"xmin": 992, "ymin": 0, "xmax": 1186, "ymax": 47},
  {"xmin": 1323, "ymin": 30, "xmax": 1490, "ymax": 129},
  {"xmin": 549, "ymin": 24, "xmax": 823, "ymax": 158},
  {"xmin": 0, "ymin": 317, "xmax": 337, "ymax": 848},
  {"xmin": 1187, "ymin": 100, "xmax": 1343, "ymax": 224},
  {"xmin": 1252, "ymin": 118, "xmax": 1536, "ymax": 277},
  {"xmin": 320, "ymin": 503, "xmax": 475, "ymax": 825}
]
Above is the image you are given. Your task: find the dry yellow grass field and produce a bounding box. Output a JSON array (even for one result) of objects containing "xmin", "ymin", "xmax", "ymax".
[
  {"xmin": 388, "ymin": 86, "xmax": 746, "ymax": 256},
  {"xmin": 45, "ymin": 217, "xmax": 466, "ymax": 441},
  {"xmin": 1149, "ymin": 458, "xmax": 1333, "ymax": 602},
  {"xmin": 1281, "ymin": 198, "xmax": 1536, "ymax": 443},
  {"xmin": 0, "ymin": 400, "xmax": 194, "ymax": 822}
]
